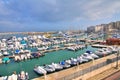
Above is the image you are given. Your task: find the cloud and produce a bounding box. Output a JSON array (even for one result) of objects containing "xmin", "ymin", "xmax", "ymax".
[
  {"xmin": 82, "ymin": 0, "xmax": 120, "ymax": 20},
  {"xmin": 0, "ymin": 0, "xmax": 120, "ymax": 32},
  {"xmin": 0, "ymin": 0, "xmax": 120, "ymax": 22}
]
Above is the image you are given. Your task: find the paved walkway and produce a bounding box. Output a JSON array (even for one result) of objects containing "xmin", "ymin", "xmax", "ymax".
[
  {"xmin": 103, "ymin": 70, "xmax": 120, "ymax": 80},
  {"xmin": 87, "ymin": 67, "xmax": 120, "ymax": 80},
  {"xmin": 33, "ymin": 54, "xmax": 117, "ymax": 80}
]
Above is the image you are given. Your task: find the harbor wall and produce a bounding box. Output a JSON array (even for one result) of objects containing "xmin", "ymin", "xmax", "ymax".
[{"xmin": 74, "ymin": 57, "xmax": 120, "ymax": 80}]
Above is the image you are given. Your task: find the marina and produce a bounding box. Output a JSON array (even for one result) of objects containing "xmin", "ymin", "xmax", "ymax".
[
  {"xmin": 0, "ymin": 45, "xmax": 98, "ymax": 79},
  {"xmin": 0, "ymin": 32, "xmax": 119, "ymax": 79}
]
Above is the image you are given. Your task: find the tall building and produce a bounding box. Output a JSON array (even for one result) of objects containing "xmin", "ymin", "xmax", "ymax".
[{"xmin": 87, "ymin": 21, "xmax": 120, "ymax": 33}]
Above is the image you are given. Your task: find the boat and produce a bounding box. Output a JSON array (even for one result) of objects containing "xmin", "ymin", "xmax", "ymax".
[
  {"xmin": 15, "ymin": 49, "xmax": 20, "ymax": 54},
  {"xmin": 8, "ymin": 72, "xmax": 17, "ymax": 80},
  {"xmin": 0, "ymin": 76, "xmax": 7, "ymax": 80},
  {"xmin": 0, "ymin": 53, "xmax": 3, "ymax": 57},
  {"xmin": 76, "ymin": 57, "xmax": 83, "ymax": 63},
  {"xmin": 2, "ymin": 57, "xmax": 10, "ymax": 64},
  {"xmin": 14, "ymin": 56, "xmax": 21, "ymax": 62},
  {"xmin": 20, "ymin": 54, "xmax": 28, "ymax": 60},
  {"xmin": 43, "ymin": 65, "xmax": 55, "ymax": 73},
  {"xmin": 102, "ymin": 48, "xmax": 112, "ymax": 54},
  {"xmin": 2, "ymin": 51, "xmax": 9, "ymax": 56},
  {"xmin": 70, "ymin": 58, "xmax": 78, "ymax": 66},
  {"xmin": 81, "ymin": 53, "xmax": 93, "ymax": 60},
  {"xmin": 67, "ymin": 47, "xmax": 76, "ymax": 51},
  {"xmin": 51, "ymin": 63, "xmax": 63, "ymax": 70},
  {"xmin": 34, "ymin": 66, "xmax": 47, "ymax": 75},
  {"xmin": 31, "ymin": 52, "xmax": 41, "ymax": 58},
  {"xmin": 95, "ymin": 49, "xmax": 108, "ymax": 56},
  {"xmin": 65, "ymin": 59, "xmax": 72, "ymax": 65},
  {"xmin": 86, "ymin": 51, "xmax": 99, "ymax": 59},
  {"xmin": 37, "ymin": 46, "xmax": 49, "ymax": 51},
  {"xmin": 79, "ymin": 56, "xmax": 89, "ymax": 63},
  {"xmin": 18, "ymin": 71, "xmax": 29, "ymax": 80},
  {"xmin": 59, "ymin": 61, "xmax": 71, "ymax": 68}
]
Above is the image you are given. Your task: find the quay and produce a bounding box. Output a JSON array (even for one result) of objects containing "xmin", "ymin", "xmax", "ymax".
[{"xmin": 33, "ymin": 53, "xmax": 119, "ymax": 80}]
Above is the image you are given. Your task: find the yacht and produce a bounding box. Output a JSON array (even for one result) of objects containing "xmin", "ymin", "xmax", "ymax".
[
  {"xmin": 81, "ymin": 53, "xmax": 93, "ymax": 60},
  {"xmin": 59, "ymin": 61, "xmax": 71, "ymax": 68},
  {"xmin": 51, "ymin": 63, "xmax": 63, "ymax": 70},
  {"xmin": 34, "ymin": 66, "xmax": 47, "ymax": 75},
  {"xmin": 43, "ymin": 65, "xmax": 55, "ymax": 73}
]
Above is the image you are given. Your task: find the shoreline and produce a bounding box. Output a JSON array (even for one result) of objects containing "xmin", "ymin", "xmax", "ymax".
[{"xmin": 33, "ymin": 53, "xmax": 117, "ymax": 80}]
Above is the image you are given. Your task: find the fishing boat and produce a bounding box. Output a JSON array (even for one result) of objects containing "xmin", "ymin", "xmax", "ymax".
[{"xmin": 34, "ymin": 66, "xmax": 47, "ymax": 75}]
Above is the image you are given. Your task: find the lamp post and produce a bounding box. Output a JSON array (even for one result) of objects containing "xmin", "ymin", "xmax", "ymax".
[{"xmin": 116, "ymin": 49, "xmax": 120, "ymax": 69}]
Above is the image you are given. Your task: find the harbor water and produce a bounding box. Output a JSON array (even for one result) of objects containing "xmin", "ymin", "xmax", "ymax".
[{"xmin": 0, "ymin": 46, "xmax": 98, "ymax": 79}]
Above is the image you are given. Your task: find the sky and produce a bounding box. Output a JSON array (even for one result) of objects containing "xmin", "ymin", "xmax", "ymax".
[{"xmin": 0, "ymin": 0, "xmax": 120, "ymax": 32}]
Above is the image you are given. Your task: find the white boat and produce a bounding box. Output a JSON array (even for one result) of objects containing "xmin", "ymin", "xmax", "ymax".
[
  {"xmin": 60, "ymin": 61, "xmax": 71, "ymax": 68},
  {"xmin": 102, "ymin": 48, "xmax": 112, "ymax": 54},
  {"xmin": 109, "ymin": 46, "xmax": 118, "ymax": 53},
  {"xmin": 8, "ymin": 73, "xmax": 17, "ymax": 80},
  {"xmin": 0, "ymin": 76, "xmax": 7, "ymax": 80},
  {"xmin": 76, "ymin": 57, "xmax": 83, "ymax": 63},
  {"xmin": 37, "ymin": 46, "xmax": 49, "ymax": 51},
  {"xmin": 65, "ymin": 59, "xmax": 72, "ymax": 65},
  {"xmin": 14, "ymin": 56, "xmax": 21, "ymax": 62},
  {"xmin": 44, "ymin": 65, "xmax": 55, "ymax": 73},
  {"xmin": 18, "ymin": 71, "xmax": 29, "ymax": 80},
  {"xmin": 34, "ymin": 66, "xmax": 47, "ymax": 75},
  {"xmin": 51, "ymin": 63, "xmax": 63, "ymax": 70},
  {"xmin": 95, "ymin": 49, "xmax": 108, "ymax": 56},
  {"xmin": 2, "ymin": 51, "xmax": 9, "ymax": 56},
  {"xmin": 67, "ymin": 47, "xmax": 76, "ymax": 51},
  {"xmin": 85, "ymin": 52, "xmax": 99, "ymax": 59},
  {"xmin": 81, "ymin": 53, "xmax": 93, "ymax": 60},
  {"xmin": 20, "ymin": 55, "xmax": 27, "ymax": 60},
  {"xmin": 70, "ymin": 58, "xmax": 78, "ymax": 66},
  {"xmin": 0, "ymin": 53, "xmax": 3, "ymax": 57},
  {"xmin": 79, "ymin": 56, "xmax": 89, "ymax": 62}
]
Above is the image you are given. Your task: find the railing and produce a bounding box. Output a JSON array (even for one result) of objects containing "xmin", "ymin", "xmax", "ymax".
[{"xmin": 57, "ymin": 56, "xmax": 120, "ymax": 80}]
